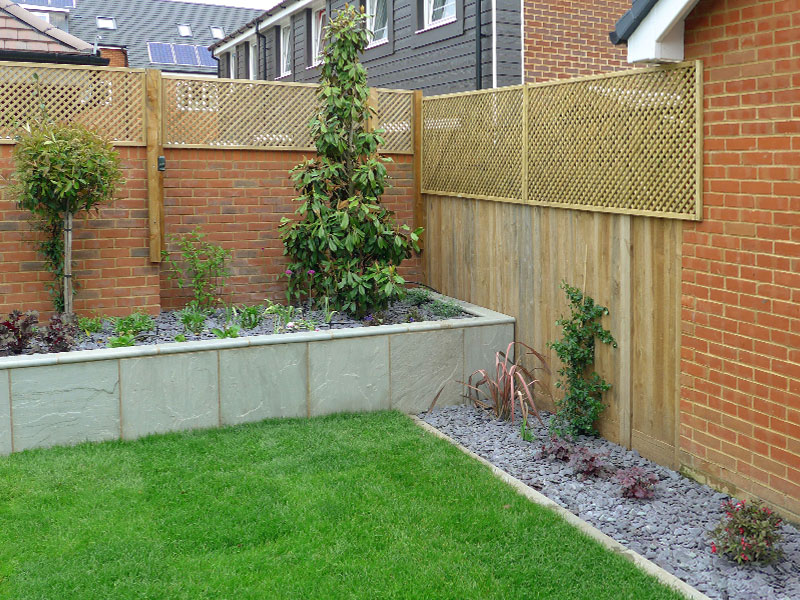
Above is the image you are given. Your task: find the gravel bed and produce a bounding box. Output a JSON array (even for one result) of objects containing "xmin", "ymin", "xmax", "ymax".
[
  {"xmin": 421, "ymin": 404, "xmax": 800, "ymax": 600},
  {"xmin": 6, "ymin": 296, "xmax": 470, "ymax": 354}
]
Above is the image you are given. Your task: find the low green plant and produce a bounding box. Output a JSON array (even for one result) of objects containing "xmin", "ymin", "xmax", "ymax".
[
  {"xmin": 283, "ymin": 317, "xmax": 317, "ymax": 333},
  {"xmin": 177, "ymin": 306, "xmax": 207, "ymax": 335},
  {"xmin": 429, "ymin": 299, "xmax": 462, "ymax": 318},
  {"xmin": 520, "ymin": 416, "xmax": 535, "ymax": 442},
  {"xmin": 211, "ymin": 325, "xmax": 240, "ymax": 339},
  {"xmin": 710, "ymin": 499, "xmax": 784, "ymax": 564},
  {"xmin": 361, "ymin": 311, "xmax": 387, "ymax": 327},
  {"xmin": 319, "ymin": 296, "xmax": 338, "ymax": 324},
  {"xmin": 108, "ymin": 333, "xmax": 135, "ymax": 348},
  {"xmin": 264, "ymin": 300, "xmax": 296, "ymax": 333},
  {"xmin": 235, "ymin": 305, "xmax": 263, "ymax": 330},
  {"xmin": 548, "ymin": 282, "xmax": 617, "ymax": 437},
  {"xmin": 162, "ymin": 228, "xmax": 231, "ymax": 311},
  {"xmin": 77, "ymin": 315, "xmax": 104, "ymax": 335},
  {"xmin": 174, "ymin": 334, "xmax": 187, "ymax": 343},
  {"xmin": 406, "ymin": 287, "xmax": 431, "ymax": 306},
  {"xmin": 406, "ymin": 308, "xmax": 423, "ymax": 323},
  {"xmin": 113, "ymin": 312, "xmax": 155, "ymax": 336}
]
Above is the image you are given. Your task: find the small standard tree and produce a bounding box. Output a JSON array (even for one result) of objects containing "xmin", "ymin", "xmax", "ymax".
[
  {"xmin": 279, "ymin": 5, "xmax": 422, "ymax": 316},
  {"xmin": 11, "ymin": 119, "xmax": 122, "ymax": 314}
]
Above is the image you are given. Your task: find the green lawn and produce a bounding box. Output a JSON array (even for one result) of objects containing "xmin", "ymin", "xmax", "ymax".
[{"xmin": 0, "ymin": 411, "xmax": 682, "ymax": 599}]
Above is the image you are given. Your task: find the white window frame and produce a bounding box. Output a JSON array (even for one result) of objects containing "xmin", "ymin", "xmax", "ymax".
[
  {"xmin": 228, "ymin": 51, "xmax": 236, "ymax": 78},
  {"xmin": 96, "ymin": 16, "xmax": 117, "ymax": 30},
  {"xmin": 29, "ymin": 11, "xmax": 51, "ymax": 23},
  {"xmin": 366, "ymin": 0, "xmax": 388, "ymax": 45},
  {"xmin": 210, "ymin": 26, "xmax": 225, "ymax": 40},
  {"xmin": 423, "ymin": 0, "xmax": 456, "ymax": 29},
  {"xmin": 249, "ymin": 42, "xmax": 258, "ymax": 80},
  {"xmin": 311, "ymin": 8, "xmax": 325, "ymax": 65},
  {"xmin": 177, "ymin": 24, "xmax": 193, "ymax": 37},
  {"xmin": 279, "ymin": 24, "xmax": 292, "ymax": 77}
]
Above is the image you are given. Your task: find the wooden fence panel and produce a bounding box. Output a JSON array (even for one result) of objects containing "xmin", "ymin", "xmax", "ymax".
[{"xmin": 425, "ymin": 194, "xmax": 682, "ymax": 466}]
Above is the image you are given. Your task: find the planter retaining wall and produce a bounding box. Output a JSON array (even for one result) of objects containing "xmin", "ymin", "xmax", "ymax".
[{"xmin": 0, "ymin": 300, "xmax": 513, "ymax": 454}]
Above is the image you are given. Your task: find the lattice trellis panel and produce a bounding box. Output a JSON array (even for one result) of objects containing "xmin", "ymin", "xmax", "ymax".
[
  {"xmin": 0, "ymin": 63, "xmax": 144, "ymax": 144},
  {"xmin": 527, "ymin": 62, "xmax": 699, "ymax": 219},
  {"xmin": 421, "ymin": 87, "xmax": 524, "ymax": 200},
  {"xmin": 376, "ymin": 89, "xmax": 413, "ymax": 154},
  {"xmin": 164, "ymin": 77, "xmax": 320, "ymax": 149}
]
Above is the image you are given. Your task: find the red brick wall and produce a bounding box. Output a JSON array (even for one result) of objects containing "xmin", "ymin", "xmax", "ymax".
[
  {"xmin": 681, "ymin": 0, "xmax": 800, "ymax": 519},
  {"xmin": 0, "ymin": 145, "xmax": 420, "ymax": 318},
  {"xmin": 523, "ymin": 0, "xmax": 629, "ymax": 82},
  {"xmin": 100, "ymin": 47, "xmax": 128, "ymax": 68}
]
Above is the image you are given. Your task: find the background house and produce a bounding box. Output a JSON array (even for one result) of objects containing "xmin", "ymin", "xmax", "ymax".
[
  {"xmin": 17, "ymin": 0, "xmax": 260, "ymax": 74},
  {"xmin": 211, "ymin": 0, "xmax": 523, "ymax": 95},
  {"xmin": 0, "ymin": 0, "xmax": 106, "ymax": 65}
]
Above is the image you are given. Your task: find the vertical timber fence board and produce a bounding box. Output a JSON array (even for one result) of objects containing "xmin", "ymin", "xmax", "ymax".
[
  {"xmin": 145, "ymin": 69, "xmax": 164, "ymax": 263},
  {"xmin": 412, "ymin": 90, "xmax": 425, "ymax": 278}
]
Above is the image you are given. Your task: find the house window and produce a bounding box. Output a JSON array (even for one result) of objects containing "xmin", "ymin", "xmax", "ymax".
[
  {"xmin": 210, "ymin": 26, "xmax": 225, "ymax": 39},
  {"xmin": 96, "ymin": 16, "xmax": 117, "ymax": 30},
  {"xmin": 177, "ymin": 24, "xmax": 192, "ymax": 37},
  {"xmin": 229, "ymin": 51, "xmax": 236, "ymax": 78},
  {"xmin": 366, "ymin": 0, "xmax": 388, "ymax": 45},
  {"xmin": 280, "ymin": 24, "xmax": 292, "ymax": 76},
  {"xmin": 30, "ymin": 11, "xmax": 50, "ymax": 23},
  {"xmin": 311, "ymin": 9, "xmax": 326, "ymax": 65},
  {"xmin": 249, "ymin": 42, "xmax": 258, "ymax": 79},
  {"xmin": 424, "ymin": 0, "xmax": 455, "ymax": 28}
]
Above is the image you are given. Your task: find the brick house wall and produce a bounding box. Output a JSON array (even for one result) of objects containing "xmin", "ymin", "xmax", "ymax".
[
  {"xmin": 680, "ymin": 0, "xmax": 800, "ymax": 519},
  {"xmin": 523, "ymin": 0, "xmax": 629, "ymax": 82},
  {"xmin": 100, "ymin": 47, "xmax": 128, "ymax": 68},
  {"xmin": 0, "ymin": 146, "xmax": 420, "ymax": 318}
]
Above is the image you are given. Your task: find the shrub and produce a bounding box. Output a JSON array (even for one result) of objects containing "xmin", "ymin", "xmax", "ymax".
[
  {"xmin": 0, "ymin": 310, "xmax": 39, "ymax": 355},
  {"xmin": 459, "ymin": 341, "xmax": 550, "ymax": 423},
  {"xmin": 11, "ymin": 111, "xmax": 121, "ymax": 313},
  {"xmin": 279, "ymin": 6, "xmax": 422, "ymax": 317},
  {"xmin": 548, "ymin": 282, "xmax": 617, "ymax": 437},
  {"xmin": 42, "ymin": 314, "xmax": 77, "ymax": 353},
  {"xmin": 615, "ymin": 466, "xmax": 658, "ymax": 499},
  {"xmin": 710, "ymin": 499, "xmax": 784, "ymax": 564},
  {"xmin": 162, "ymin": 228, "xmax": 231, "ymax": 311}
]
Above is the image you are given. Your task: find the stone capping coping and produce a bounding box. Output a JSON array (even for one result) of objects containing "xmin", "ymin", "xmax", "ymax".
[
  {"xmin": 410, "ymin": 416, "xmax": 712, "ymax": 600},
  {"xmin": 0, "ymin": 297, "xmax": 514, "ymax": 371}
]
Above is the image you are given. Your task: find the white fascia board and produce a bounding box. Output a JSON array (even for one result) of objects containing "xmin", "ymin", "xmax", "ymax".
[
  {"xmin": 627, "ymin": 0, "xmax": 700, "ymax": 63},
  {"xmin": 213, "ymin": 0, "xmax": 314, "ymax": 56}
]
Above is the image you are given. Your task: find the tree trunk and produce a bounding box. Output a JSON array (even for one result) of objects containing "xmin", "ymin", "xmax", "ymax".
[{"xmin": 63, "ymin": 212, "xmax": 73, "ymax": 315}]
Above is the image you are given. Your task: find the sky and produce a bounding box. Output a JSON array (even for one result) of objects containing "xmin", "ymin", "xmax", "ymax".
[{"xmin": 172, "ymin": 0, "xmax": 278, "ymax": 8}]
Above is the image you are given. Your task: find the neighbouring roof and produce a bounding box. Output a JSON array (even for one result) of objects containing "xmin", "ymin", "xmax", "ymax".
[
  {"xmin": 67, "ymin": 0, "xmax": 261, "ymax": 73},
  {"xmin": 609, "ymin": 0, "xmax": 659, "ymax": 45},
  {"xmin": 208, "ymin": 0, "xmax": 288, "ymax": 52},
  {"xmin": 0, "ymin": 0, "xmax": 93, "ymax": 52}
]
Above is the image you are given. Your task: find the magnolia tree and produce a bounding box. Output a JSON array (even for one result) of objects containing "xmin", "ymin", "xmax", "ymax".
[
  {"xmin": 12, "ymin": 118, "xmax": 121, "ymax": 314},
  {"xmin": 279, "ymin": 5, "xmax": 422, "ymax": 316}
]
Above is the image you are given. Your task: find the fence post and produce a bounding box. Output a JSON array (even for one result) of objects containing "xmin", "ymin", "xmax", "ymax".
[
  {"xmin": 366, "ymin": 88, "xmax": 379, "ymax": 132},
  {"xmin": 521, "ymin": 84, "xmax": 528, "ymax": 204},
  {"xmin": 145, "ymin": 69, "xmax": 164, "ymax": 263},
  {"xmin": 412, "ymin": 90, "xmax": 426, "ymax": 281}
]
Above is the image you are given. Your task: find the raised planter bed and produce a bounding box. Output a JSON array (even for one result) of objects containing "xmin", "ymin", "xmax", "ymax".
[{"xmin": 0, "ymin": 298, "xmax": 512, "ymax": 455}]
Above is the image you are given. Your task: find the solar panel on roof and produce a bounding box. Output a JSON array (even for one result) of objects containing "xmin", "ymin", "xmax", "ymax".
[
  {"xmin": 173, "ymin": 44, "xmax": 199, "ymax": 66},
  {"xmin": 197, "ymin": 46, "xmax": 217, "ymax": 67},
  {"xmin": 147, "ymin": 42, "xmax": 175, "ymax": 64}
]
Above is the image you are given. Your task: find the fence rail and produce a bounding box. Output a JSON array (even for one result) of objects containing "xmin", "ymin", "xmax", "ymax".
[
  {"xmin": 422, "ymin": 62, "xmax": 703, "ymax": 220},
  {"xmin": 0, "ymin": 62, "xmax": 414, "ymax": 155}
]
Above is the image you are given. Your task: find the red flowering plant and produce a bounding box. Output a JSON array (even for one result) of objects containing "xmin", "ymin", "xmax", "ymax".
[{"xmin": 710, "ymin": 499, "xmax": 784, "ymax": 564}]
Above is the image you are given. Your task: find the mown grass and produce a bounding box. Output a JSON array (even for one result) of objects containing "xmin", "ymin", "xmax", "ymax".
[{"xmin": 0, "ymin": 411, "xmax": 683, "ymax": 599}]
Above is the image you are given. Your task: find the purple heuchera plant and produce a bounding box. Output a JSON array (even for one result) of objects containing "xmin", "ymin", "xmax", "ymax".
[
  {"xmin": 615, "ymin": 466, "xmax": 659, "ymax": 499},
  {"xmin": 568, "ymin": 447, "xmax": 609, "ymax": 480},
  {"xmin": 538, "ymin": 436, "xmax": 574, "ymax": 462}
]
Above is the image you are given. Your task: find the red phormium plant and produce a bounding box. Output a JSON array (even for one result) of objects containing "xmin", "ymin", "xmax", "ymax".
[
  {"xmin": 0, "ymin": 310, "xmax": 38, "ymax": 355},
  {"xmin": 710, "ymin": 499, "xmax": 784, "ymax": 564},
  {"xmin": 461, "ymin": 342, "xmax": 550, "ymax": 424}
]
